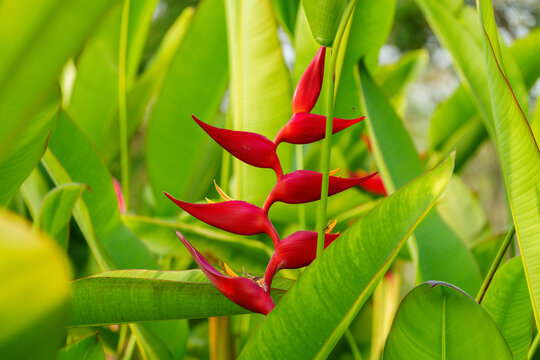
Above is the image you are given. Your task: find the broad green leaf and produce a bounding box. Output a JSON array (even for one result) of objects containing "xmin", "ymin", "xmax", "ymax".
[
  {"xmin": 483, "ymin": 257, "xmax": 533, "ymax": 360},
  {"xmin": 532, "ymin": 97, "xmax": 540, "ymax": 142},
  {"xmin": 415, "ymin": 0, "xmax": 494, "ymax": 135},
  {"xmin": 68, "ymin": 0, "xmax": 158, "ymax": 151},
  {"xmin": 68, "ymin": 270, "xmax": 294, "ymax": 326},
  {"xmin": 57, "ymin": 333, "xmax": 105, "ymax": 360},
  {"xmin": 45, "ymin": 113, "xmax": 157, "ymax": 269},
  {"xmin": 225, "ymin": 0, "xmax": 292, "ymax": 201},
  {"xmin": 383, "ymin": 282, "xmax": 512, "ymax": 359},
  {"xmin": 239, "ymin": 154, "xmax": 455, "ymax": 359},
  {"xmin": 471, "ymin": 233, "xmax": 503, "ymax": 277},
  {"xmin": 0, "ymin": 0, "xmax": 118, "ymax": 160},
  {"xmin": 437, "ymin": 176, "xmax": 487, "ymax": 246},
  {"xmin": 358, "ymin": 64, "xmax": 482, "ymax": 294},
  {"xmin": 302, "ymin": 0, "xmax": 348, "ymax": 46},
  {"xmin": 147, "ymin": 0, "xmax": 228, "ymax": 212},
  {"xmin": 0, "ymin": 89, "xmax": 60, "ymax": 205},
  {"xmin": 20, "ymin": 168, "xmax": 51, "ymax": 219},
  {"xmin": 477, "ymin": 0, "xmax": 540, "ymax": 328},
  {"xmin": 0, "ymin": 211, "xmax": 70, "ymax": 360},
  {"xmin": 36, "ymin": 183, "xmax": 86, "ymax": 250},
  {"xmin": 101, "ymin": 6, "xmax": 195, "ymax": 164},
  {"xmin": 123, "ymin": 215, "xmax": 272, "ymax": 273}
]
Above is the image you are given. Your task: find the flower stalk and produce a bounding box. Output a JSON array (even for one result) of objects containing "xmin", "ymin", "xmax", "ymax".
[{"xmin": 316, "ymin": 0, "xmax": 357, "ymax": 257}]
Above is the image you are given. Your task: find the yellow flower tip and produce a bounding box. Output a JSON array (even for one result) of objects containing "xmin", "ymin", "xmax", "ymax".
[
  {"xmin": 205, "ymin": 197, "xmax": 215, "ymax": 204},
  {"xmin": 223, "ymin": 262, "xmax": 239, "ymax": 277},
  {"xmin": 325, "ymin": 218, "xmax": 338, "ymax": 233},
  {"xmin": 329, "ymin": 168, "xmax": 341, "ymax": 176},
  {"xmin": 213, "ymin": 179, "xmax": 234, "ymax": 201}
]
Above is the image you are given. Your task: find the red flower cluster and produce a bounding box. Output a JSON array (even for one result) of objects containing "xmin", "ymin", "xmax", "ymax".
[{"xmin": 166, "ymin": 46, "xmax": 375, "ymax": 315}]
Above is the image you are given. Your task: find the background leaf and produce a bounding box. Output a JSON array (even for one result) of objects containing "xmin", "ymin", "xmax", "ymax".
[
  {"xmin": 57, "ymin": 333, "xmax": 105, "ymax": 360},
  {"xmin": 383, "ymin": 282, "xmax": 512, "ymax": 359}
]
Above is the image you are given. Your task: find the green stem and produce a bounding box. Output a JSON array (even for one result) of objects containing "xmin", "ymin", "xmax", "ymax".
[
  {"xmin": 221, "ymin": 113, "xmax": 232, "ymax": 192},
  {"xmin": 476, "ymin": 224, "xmax": 515, "ymax": 303},
  {"xmin": 344, "ymin": 329, "xmax": 362, "ymax": 360},
  {"xmin": 118, "ymin": 0, "xmax": 130, "ymax": 210},
  {"xmin": 528, "ymin": 333, "xmax": 540, "ymax": 360},
  {"xmin": 316, "ymin": 0, "xmax": 356, "ymax": 256},
  {"xmin": 121, "ymin": 333, "xmax": 136, "ymax": 360},
  {"xmin": 296, "ymin": 145, "xmax": 306, "ymax": 229}
]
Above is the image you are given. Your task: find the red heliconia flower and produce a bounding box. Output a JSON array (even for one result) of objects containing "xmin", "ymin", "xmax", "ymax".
[
  {"xmin": 113, "ymin": 178, "xmax": 126, "ymax": 214},
  {"xmin": 351, "ymin": 169, "xmax": 387, "ymax": 196},
  {"xmin": 273, "ymin": 113, "xmax": 365, "ymax": 147},
  {"xmin": 176, "ymin": 231, "xmax": 275, "ymax": 315},
  {"xmin": 292, "ymin": 46, "xmax": 326, "ymax": 114},
  {"xmin": 263, "ymin": 230, "xmax": 339, "ymax": 290},
  {"xmin": 165, "ymin": 192, "xmax": 280, "ymax": 247},
  {"xmin": 263, "ymin": 170, "xmax": 377, "ymax": 213},
  {"xmin": 192, "ymin": 115, "xmax": 283, "ymax": 178}
]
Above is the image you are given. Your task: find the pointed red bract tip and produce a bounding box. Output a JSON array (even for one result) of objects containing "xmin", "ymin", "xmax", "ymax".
[
  {"xmin": 192, "ymin": 115, "xmax": 282, "ymax": 178},
  {"xmin": 176, "ymin": 231, "xmax": 275, "ymax": 315},
  {"xmin": 292, "ymin": 46, "xmax": 326, "ymax": 114},
  {"xmin": 263, "ymin": 231, "xmax": 339, "ymax": 290},
  {"xmin": 352, "ymin": 170, "xmax": 387, "ymax": 196},
  {"xmin": 263, "ymin": 170, "xmax": 377, "ymax": 212},
  {"xmin": 113, "ymin": 178, "xmax": 126, "ymax": 214},
  {"xmin": 165, "ymin": 192, "xmax": 280, "ymax": 247},
  {"xmin": 274, "ymin": 113, "xmax": 365, "ymax": 146}
]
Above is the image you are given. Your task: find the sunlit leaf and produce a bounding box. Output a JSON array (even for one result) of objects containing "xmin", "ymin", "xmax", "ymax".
[
  {"xmin": 383, "ymin": 282, "xmax": 512, "ymax": 359},
  {"xmin": 477, "ymin": 0, "xmax": 540, "ymax": 328},
  {"xmin": 239, "ymin": 154, "xmax": 454, "ymax": 359}
]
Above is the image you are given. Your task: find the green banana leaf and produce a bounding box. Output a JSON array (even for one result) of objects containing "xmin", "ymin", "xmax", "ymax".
[
  {"xmin": 477, "ymin": 0, "xmax": 540, "ymax": 329},
  {"xmin": 45, "ymin": 113, "xmax": 158, "ymax": 269},
  {"xmin": 0, "ymin": 211, "xmax": 71, "ymax": 360},
  {"xmin": 483, "ymin": 257, "xmax": 533, "ymax": 360},
  {"xmin": 0, "ymin": 89, "xmax": 60, "ymax": 205},
  {"xmin": 0, "ymin": 0, "xmax": 118, "ymax": 160},
  {"xmin": 238, "ymin": 154, "xmax": 455, "ymax": 359},
  {"xmin": 68, "ymin": 270, "xmax": 294, "ymax": 326},
  {"xmin": 383, "ymin": 282, "xmax": 512, "ymax": 359},
  {"xmin": 146, "ymin": 0, "xmax": 228, "ymax": 213},
  {"xmin": 225, "ymin": 0, "xmax": 292, "ymax": 202},
  {"xmin": 358, "ymin": 64, "xmax": 482, "ymax": 294}
]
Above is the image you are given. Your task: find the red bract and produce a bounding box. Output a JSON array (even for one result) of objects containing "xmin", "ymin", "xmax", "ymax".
[
  {"xmin": 193, "ymin": 115, "xmax": 283, "ymax": 178},
  {"xmin": 352, "ymin": 170, "xmax": 387, "ymax": 196},
  {"xmin": 263, "ymin": 231, "xmax": 339, "ymax": 290},
  {"xmin": 176, "ymin": 231, "xmax": 275, "ymax": 315},
  {"xmin": 263, "ymin": 170, "xmax": 377, "ymax": 212},
  {"xmin": 273, "ymin": 112, "xmax": 364, "ymax": 146},
  {"xmin": 292, "ymin": 46, "xmax": 326, "ymax": 114},
  {"xmin": 165, "ymin": 192, "xmax": 280, "ymax": 247}
]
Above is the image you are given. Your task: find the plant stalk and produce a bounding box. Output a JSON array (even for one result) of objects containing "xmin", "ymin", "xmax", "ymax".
[
  {"xmin": 316, "ymin": 0, "xmax": 357, "ymax": 256},
  {"xmin": 345, "ymin": 329, "xmax": 362, "ymax": 360},
  {"xmin": 476, "ymin": 224, "xmax": 515, "ymax": 303},
  {"xmin": 528, "ymin": 333, "xmax": 540, "ymax": 360},
  {"xmin": 296, "ymin": 145, "xmax": 306, "ymax": 228},
  {"xmin": 118, "ymin": 0, "xmax": 130, "ymax": 210}
]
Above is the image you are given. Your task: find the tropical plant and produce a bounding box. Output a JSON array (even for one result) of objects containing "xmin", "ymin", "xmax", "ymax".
[{"xmin": 1, "ymin": 0, "xmax": 539, "ymax": 359}]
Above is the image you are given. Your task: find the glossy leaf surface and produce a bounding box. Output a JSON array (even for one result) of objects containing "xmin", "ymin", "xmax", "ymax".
[{"xmin": 383, "ymin": 282, "xmax": 512, "ymax": 359}]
